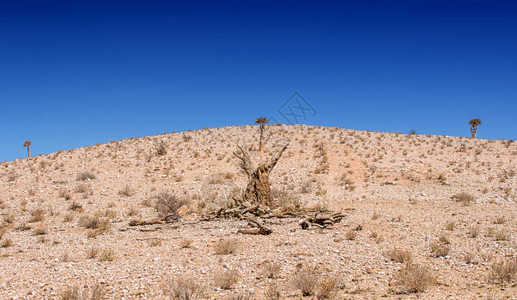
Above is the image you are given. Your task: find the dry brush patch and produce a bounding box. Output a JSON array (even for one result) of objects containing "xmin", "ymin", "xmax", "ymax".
[
  {"xmin": 488, "ymin": 258, "xmax": 517, "ymax": 283},
  {"xmin": 153, "ymin": 191, "xmax": 187, "ymax": 217},
  {"xmin": 60, "ymin": 283, "xmax": 105, "ymax": 300},
  {"xmin": 213, "ymin": 238, "xmax": 239, "ymax": 255},
  {"xmin": 213, "ymin": 267, "xmax": 241, "ymax": 289},
  {"xmin": 162, "ymin": 276, "xmax": 205, "ymax": 300},
  {"xmin": 395, "ymin": 262, "xmax": 435, "ymax": 293},
  {"xmin": 386, "ymin": 248, "xmax": 412, "ymax": 263}
]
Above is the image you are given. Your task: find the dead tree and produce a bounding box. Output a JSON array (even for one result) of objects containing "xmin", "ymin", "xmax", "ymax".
[{"xmin": 233, "ymin": 143, "xmax": 288, "ymax": 207}]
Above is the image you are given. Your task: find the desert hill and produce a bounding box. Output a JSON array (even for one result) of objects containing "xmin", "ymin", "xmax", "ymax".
[{"xmin": 1, "ymin": 125, "xmax": 516, "ymax": 299}]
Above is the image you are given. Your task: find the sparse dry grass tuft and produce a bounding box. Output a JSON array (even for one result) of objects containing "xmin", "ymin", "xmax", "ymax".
[
  {"xmin": 76, "ymin": 172, "xmax": 96, "ymax": 181},
  {"xmin": 430, "ymin": 241, "xmax": 451, "ymax": 257},
  {"xmin": 118, "ymin": 185, "xmax": 135, "ymax": 197},
  {"xmin": 86, "ymin": 247, "xmax": 99, "ymax": 259},
  {"xmin": 78, "ymin": 215, "xmax": 110, "ymax": 233},
  {"xmin": 488, "ymin": 258, "xmax": 517, "ymax": 283},
  {"xmin": 60, "ymin": 283, "xmax": 105, "ymax": 300},
  {"xmin": 214, "ymin": 238, "xmax": 239, "ymax": 255},
  {"xmin": 162, "ymin": 277, "xmax": 204, "ymax": 300},
  {"xmin": 32, "ymin": 226, "xmax": 47, "ymax": 235},
  {"xmin": 468, "ymin": 225, "xmax": 480, "ymax": 238},
  {"xmin": 292, "ymin": 265, "xmax": 319, "ymax": 296},
  {"xmin": 386, "ymin": 248, "xmax": 412, "ymax": 263},
  {"xmin": 98, "ymin": 247, "xmax": 116, "ymax": 262},
  {"xmin": 29, "ymin": 208, "xmax": 45, "ymax": 223},
  {"xmin": 264, "ymin": 283, "xmax": 281, "ymax": 300},
  {"xmin": 179, "ymin": 238, "xmax": 193, "ymax": 249},
  {"xmin": 262, "ymin": 261, "xmax": 282, "ymax": 279},
  {"xmin": 1, "ymin": 237, "xmax": 12, "ymax": 248},
  {"xmin": 451, "ymin": 192, "xmax": 475, "ymax": 205},
  {"xmin": 317, "ymin": 276, "xmax": 340, "ymax": 299},
  {"xmin": 395, "ymin": 263, "xmax": 435, "ymax": 293},
  {"xmin": 345, "ymin": 230, "xmax": 357, "ymax": 241},
  {"xmin": 213, "ymin": 267, "xmax": 240, "ymax": 289},
  {"xmin": 494, "ymin": 229, "xmax": 511, "ymax": 241}
]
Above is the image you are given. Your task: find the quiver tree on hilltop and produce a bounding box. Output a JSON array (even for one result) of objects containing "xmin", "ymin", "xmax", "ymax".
[
  {"xmin": 233, "ymin": 143, "xmax": 288, "ymax": 207},
  {"xmin": 255, "ymin": 117, "xmax": 269, "ymax": 151},
  {"xmin": 469, "ymin": 118, "xmax": 482, "ymax": 139},
  {"xmin": 23, "ymin": 141, "xmax": 32, "ymax": 158}
]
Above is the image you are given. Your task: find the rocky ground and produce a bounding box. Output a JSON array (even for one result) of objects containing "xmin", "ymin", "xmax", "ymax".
[{"xmin": 1, "ymin": 125, "xmax": 516, "ymax": 299}]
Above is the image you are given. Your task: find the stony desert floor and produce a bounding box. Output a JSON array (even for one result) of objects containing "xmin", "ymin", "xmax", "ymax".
[{"xmin": 1, "ymin": 125, "xmax": 516, "ymax": 299}]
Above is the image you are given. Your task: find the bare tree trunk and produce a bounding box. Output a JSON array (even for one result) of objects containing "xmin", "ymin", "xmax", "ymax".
[
  {"xmin": 470, "ymin": 126, "xmax": 477, "ymax": 139},
  {"xmin": 258, "ymin": 125, "xmax": 265, "ymax": 151},
  {"xmin": 27, "ymin": 147, "xmax": 31, "ymax": 158},
  {"xmin": 234, "ymin": 144, "xmax": 288, "ymax": 207}
]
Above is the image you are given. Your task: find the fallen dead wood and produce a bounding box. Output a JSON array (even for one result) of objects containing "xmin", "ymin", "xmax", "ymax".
[
  {"xmin": 237, "ymin": 217, "xmax": 273, "ymax": 235},
  {"xmin": 299, "ymin": 212, "xmax": 345, "ymax": 230},
  {"xmin": 129, "ymin": 214, "xmax": 179, "ymax": 226}
]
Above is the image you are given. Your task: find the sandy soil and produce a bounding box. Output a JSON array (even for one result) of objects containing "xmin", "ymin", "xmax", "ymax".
[{"xmin": 1, "ymin": 125, "xmax": 516, "ymax": 299}]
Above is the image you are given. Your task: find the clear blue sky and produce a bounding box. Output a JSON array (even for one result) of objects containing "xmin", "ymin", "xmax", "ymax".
[{"xmin": 1, "ymin": 0, "xmax": 516, "ymax": 161}]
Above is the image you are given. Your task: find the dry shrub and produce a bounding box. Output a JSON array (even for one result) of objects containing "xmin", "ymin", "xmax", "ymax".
[
  {"xmin": 213, "ymin": 267, "xmax": 240, "ymax": 289},
  {"xmin": 180, "ymin": 238, "xmax": 193, "ymax": 248},
  {"xmin": 126, "ymin": 207, "xmax": 139, "ymax": 217},
  {"xmin": 3, "ymin": 214, "xmax": 14, "ymax": 224},
  {"xmin": 386, "ymin": 248, "xmax": 412, "ymax": 263},
  {"xmin": 494, "ymin": 229, "xmax": 511, "ymax": 241},
  {"xmin": 345, "ymin": 230, "xmax": 357, "ymax": 241},
  {"xmin": 68, "ymin": 201, "xmax": 83, "ymax": 212},
  {"xmin": 463, "ymin": 252, "xmax": 477, "ymax": 264},
  {"xmin": 0, "ymin": 227, "xmax": 6, "ymax": 239},
  {"xmin": 228, "ymin": 294, "xmax": 252, "ymax": 300},
  {"xmin": 154, "ymin": 191, "xmax": 187, "ymax": 217},
  {"xmin": 15, "ymin": 223, "xmax": 31, "ymax": 231},
  {"xmin": 63, "ymin": 213, "xmax": 75, "ymax": 222},
  {"xmin": 1, "ymin": 237, "xmax": 12, "ymax": 248},
  {"xmin": 262, "ymin": 261, "xmax": 282, "ymax": 279},
  {"xmin": 488, "ymin": 258, "xmax": 517, "ymax": 283},
  {"xmin": 214, "ymin": 238, "xmax": 239, "ymax": 255},
  {"xmin": 264, "ymin": 283, "xmax": 281, "ymax": 300},
  {"xmin": 292, "ymin": 265, "xmax": 318, "ymax": 296},
  {"xmin": 59, "ymin": 189, "xmax": 72, "ymax": 200},
  {"xmin": 60, "ymin": 283, "xmax": 105, "ymax": 300},
  {"xmin": 156, "ymin": 142, "xmax": 167, "ymax": 156},
  {"xmin": 74, "ymin": 184, "xmax": 90, "ymax": 194},
  {"xmin": 439, "ymin": 235, "xmax": 451, "ymax": 244},
  {"xmin": 468, "ymin": 225, "xmax": 480, "ymax": 238},
  {"xmin": 445, "ymin": 221, "xmax": 455, "ymax": 231},
  {"xmin": 395, "ymin": 263, "xmax": 435, "ymax": 293},
  {"xmin": 32, "ymin": 226, "xmax": 47, "ymax": 235},
  {"xmin": 271, "ymin": 190, "xmax": 301, "ymax": 212},
  {"xmin": 76, "ymin": 172, "xmax": 95, "ymax": 181},
  {"xmin": 29, "ymin": 208, "xmax": 45, "ymax": 223},
  {"xmin": 317, "ymin": 276, "xmax": 340, "ymax": 299},
  {"xmin": 493, "ymin": 216, "xmax": 507, "ymax": 224},
  {"xmin": 451, "ymin": 192, "xmax": 475, "ymax": 205},
  {"xmin": 162, "ymin": 277, "xmax": 204, "ymax": 300},
  {"xmin": 78, "ymin": 215, "xmax": 110, "ymax": 232},
  {"xmin": 98, "ymin": 247, "xmax": 116, "ymax": 262},
  {"xmin": 118, "ymin": 185, "xmax": 135, "ymax": 197},
  {"xmin": 430, "ymin": 242, "xmax": 451, "ymax": 257},
  {"xmin": 148, "ymin": 238, "xmax": 162, "ymax": 247},
  {"xmin": 86, "ymin": 247, "xmax": 99, "ymax": 259}
]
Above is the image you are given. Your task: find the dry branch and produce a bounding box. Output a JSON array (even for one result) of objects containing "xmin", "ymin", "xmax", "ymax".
[
  {"xmin": 299, "ymin": 213, "xmax": 345, "ymax": 230},
  {"xmin": 129, "ymin": 214, "xmax": 179, "ymax": 226},
  {"xmin": 237, "ymin": 217, "xmax": 273, "ymax": 235}
]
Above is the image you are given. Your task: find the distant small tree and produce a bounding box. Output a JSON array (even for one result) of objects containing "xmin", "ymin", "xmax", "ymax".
[
  {"xmin": 23, "ymin": 141, "xmax": 32, "ymax": 158},
  {"xmin": 469, "ymin": 119, "xmax": 482, "ymax": 139},
  {"xmin": 255, "ymin": 117, "xmax": 269, "ymax": 151}
]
